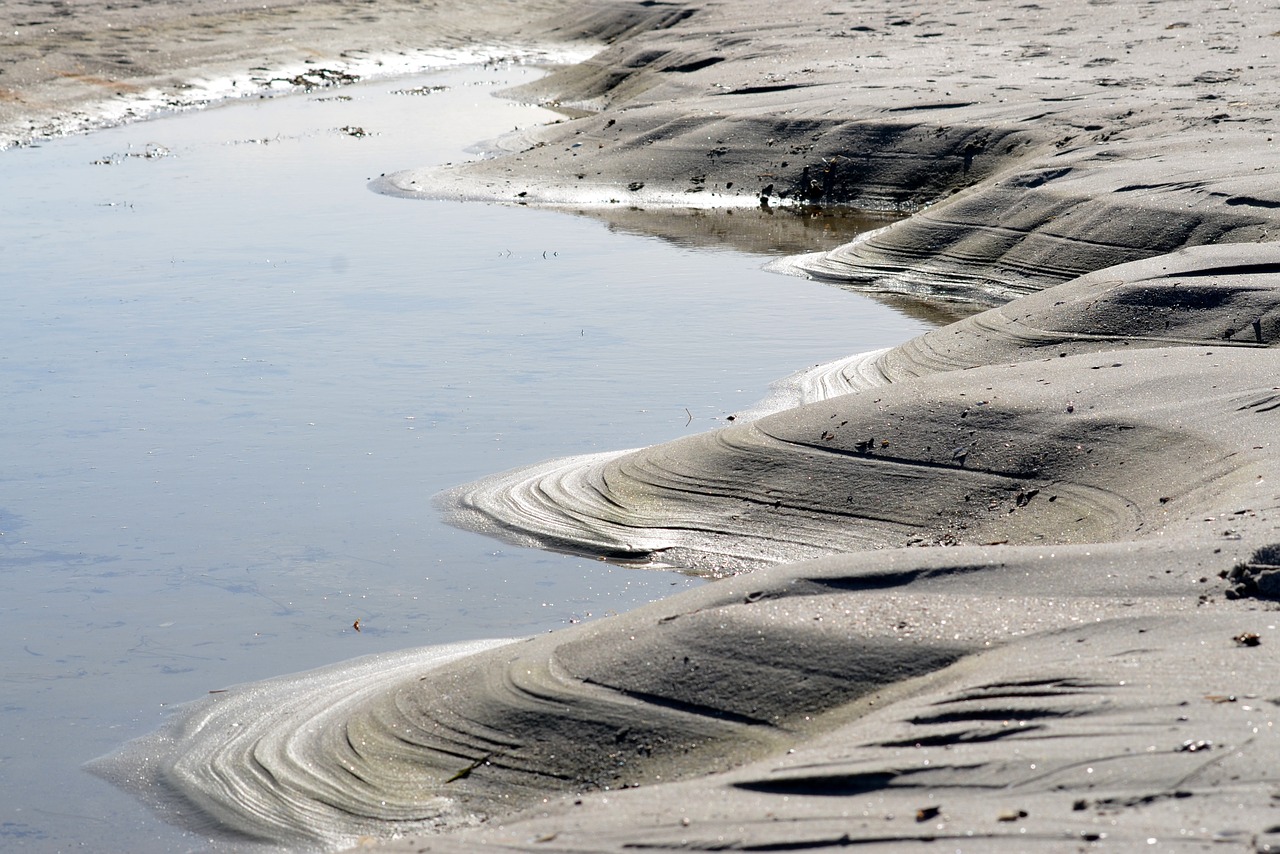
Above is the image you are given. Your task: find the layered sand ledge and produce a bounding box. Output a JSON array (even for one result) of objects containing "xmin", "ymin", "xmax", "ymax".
[{"xmin": 30, "ymin": 0, "xmax": 1280, "ymax": 850}]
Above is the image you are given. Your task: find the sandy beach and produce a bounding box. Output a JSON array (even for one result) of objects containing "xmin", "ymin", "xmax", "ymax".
[
  {"xmin": 0, "ymin": 0, "xmax": 592, "ymax": 146},
  {"xmin": 16, "ymin": 0, "xmax": 1280, "ymax": 850}
]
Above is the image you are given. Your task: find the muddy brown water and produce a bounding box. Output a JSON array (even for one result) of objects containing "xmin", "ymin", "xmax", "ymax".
[{"xmin": 0, "ymin": 62, "xmax": 928, "ymax": 851}]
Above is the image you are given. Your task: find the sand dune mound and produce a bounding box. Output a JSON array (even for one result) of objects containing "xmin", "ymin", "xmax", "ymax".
[
  {"xmin": 442, "ymin": 246, "xmax": 1280, "ymax": 576},
  {"xmin": 758, "ymin": 244, "xmax": 1280, "ymax": 405},
  {"xmin": 409, "ymin": 593, "xmax": 1280, "ymax": 852},
  {"xmin": 94, "ymin": 539, "xmax": 1248, "ymax": 850}
]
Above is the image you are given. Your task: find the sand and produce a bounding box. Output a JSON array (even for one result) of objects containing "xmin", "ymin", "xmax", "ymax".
[
  {"xmin": 21, "ymin": 0, "xmax": 1280, "ymax": 850},
  {"xmin": 0, "ymin": 0, "xmax": 607, "ymax": 146}
]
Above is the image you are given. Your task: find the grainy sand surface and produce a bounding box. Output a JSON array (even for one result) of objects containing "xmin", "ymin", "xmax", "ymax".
[
  {"xmin": 0, "ymin": 0, "xmax": 592, "ymax": 145},
  {"xmin": 18, "ymin": 0, "xmax": 1280, "ymax": 850}
]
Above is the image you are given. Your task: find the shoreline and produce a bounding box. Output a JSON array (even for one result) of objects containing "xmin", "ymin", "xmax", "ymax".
[
  {"xmin": 12, "ymin": 0, "xmax": 1280, "ymax": 850},
  {"xmin": 0, "ymin": 0, "xmax": 601, "ymax": 149},
  {"xmin": 0, "ymin": 43, "xmax": 597, "ymax": 149}
]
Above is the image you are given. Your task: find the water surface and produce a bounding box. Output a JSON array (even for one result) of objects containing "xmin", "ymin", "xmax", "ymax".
[{"xmin": 0, "ymin": 63, "xmax": 929, "ymax": 851}]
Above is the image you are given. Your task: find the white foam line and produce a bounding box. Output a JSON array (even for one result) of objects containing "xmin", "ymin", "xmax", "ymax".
[
  {"xmin": 6, "ymin": 43, "xmax": 600, "ymax": 149},
  {"xmin": 731, "ymin": 347, "xmax": 893, "ymax": 422}
]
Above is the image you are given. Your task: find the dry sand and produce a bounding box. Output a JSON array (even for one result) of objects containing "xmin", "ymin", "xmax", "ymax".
[{"xmin": 21, "ymin": 0, "xmax": 1280, "ymax": 850}]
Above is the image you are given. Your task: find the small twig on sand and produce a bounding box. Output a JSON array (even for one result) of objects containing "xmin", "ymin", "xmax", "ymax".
[{"xmin": 445, "ymin": 754, "xmax": 492, "ymax": 783}]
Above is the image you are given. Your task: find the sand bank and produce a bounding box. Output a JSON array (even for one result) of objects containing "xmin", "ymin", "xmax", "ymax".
[
  {"xmin": 0, "ymin": 0, "xmax": 624, "ymax": 147},
  {"xmin": 27, "ymin": 0, "xmax": 1280, "ymax": 850}
]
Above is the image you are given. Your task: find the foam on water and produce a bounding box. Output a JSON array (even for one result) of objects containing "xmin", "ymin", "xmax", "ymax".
[{"xmin": 6, "ymin": 44, "xmax": 599, "ymax": 148}]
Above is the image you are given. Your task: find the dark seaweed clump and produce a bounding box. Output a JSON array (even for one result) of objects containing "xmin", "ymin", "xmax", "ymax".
[{"xmin": 1223, "ymin": 544, "xmax": 1280, "ymax": 600}]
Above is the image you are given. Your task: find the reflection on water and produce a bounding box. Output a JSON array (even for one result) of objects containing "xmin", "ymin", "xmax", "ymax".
[
  {"xmin": 590, "ymin": 205, "xmax": 899, "ymax": 257},
  {"xmin": 0, "ymin": 63, "xmax": 929, "ymax": 851},
  {"xmin": 586, "ymin": 205, "xmax": 983, "ymax": 327}
]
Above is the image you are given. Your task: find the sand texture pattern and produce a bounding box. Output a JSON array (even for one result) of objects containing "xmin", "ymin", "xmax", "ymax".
[
  {"xmin": 380, "ymin": 0, "xmax": 1280, "ymax": 305},
  {"xmin": 444, "ymin": 245, "xmax": 1280, "ymax": 576},
  {"xmin": 0, "ymin": 0, "xmax": 653, "ymax": 146},
  {"xmin": 20, "ymin": 0, "xmax": 1280, "ymax": 850}
]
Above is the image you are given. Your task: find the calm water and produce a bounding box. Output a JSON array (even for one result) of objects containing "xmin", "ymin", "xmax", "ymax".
[{"xmin": 0, "ymin": 63, "xmax": 928, "ymax": 851}]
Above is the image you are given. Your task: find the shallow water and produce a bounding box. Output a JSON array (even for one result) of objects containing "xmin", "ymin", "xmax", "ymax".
[{"xmin": 0, "ymin": 63, "xmax": 928, "ymax": 851}]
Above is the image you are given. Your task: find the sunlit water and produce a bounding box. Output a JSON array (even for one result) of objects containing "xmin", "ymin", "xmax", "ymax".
[{"xmin": 0, "ymin": 62, "xmax": 928, "ymax": 851}]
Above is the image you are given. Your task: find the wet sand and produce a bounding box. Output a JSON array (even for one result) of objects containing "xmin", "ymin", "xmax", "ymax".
[
  {"xmin": 17, "ymin": 0, "xmax": 1280, "ymax": 850},
  {"xmin": 0, "ymin": 0, "xmax": 588, "ymax": 145}
]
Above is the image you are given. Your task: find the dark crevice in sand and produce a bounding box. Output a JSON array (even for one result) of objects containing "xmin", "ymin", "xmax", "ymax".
[
  {"xmin": 577, "ymin": 679, "xmax": 778, "ymax": 728},
  {"xmin": 790, "ymin": 563, "xmax": 995, "ymax": 593},
  {"xmin": 733, "ymin": 770, "xmax": 917, "ymax": 797},
  {"xmin": 873, "ymin": 726, "xmax": 1045, "ymax": 749}
]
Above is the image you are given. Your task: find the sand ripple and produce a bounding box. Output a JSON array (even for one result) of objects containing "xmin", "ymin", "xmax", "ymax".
[
  {"xmin": 90, "ymin": 584, "xmax": 982, "ymax": 849},
  {"xmin": 89, "ymin": 240, "xmax": 1280, "ymax": 849},
  {"xmin": 89, "ymin": 640, "xmax": 516, "ymax": 850},
  {"xmin": 441, "ymin": 247, "xmax": 1280, "ymax": 576}
]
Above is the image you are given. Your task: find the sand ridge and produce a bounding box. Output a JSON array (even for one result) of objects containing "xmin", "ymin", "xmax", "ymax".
[
  {"xmin": 382, "ymin": 0, "xmax": 1280, "ymax": 304},
  {"xmin": 442, "ymin": 245, "xmax": 1280, "ymax": 577}
]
